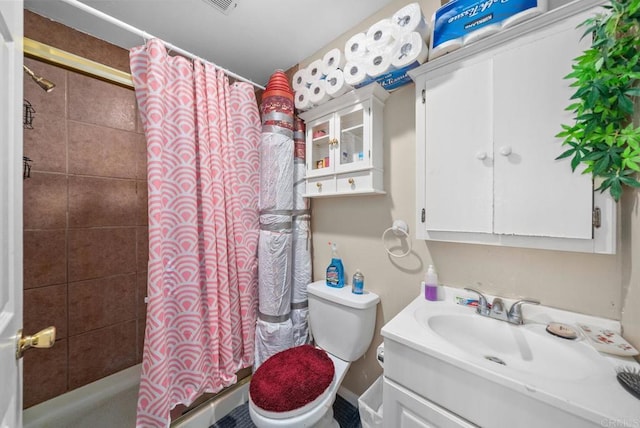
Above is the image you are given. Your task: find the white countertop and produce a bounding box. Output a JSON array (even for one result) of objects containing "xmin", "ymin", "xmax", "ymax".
[{"xmin": 381, "ymin": 286, "xmax": 640, "ymax": 425}]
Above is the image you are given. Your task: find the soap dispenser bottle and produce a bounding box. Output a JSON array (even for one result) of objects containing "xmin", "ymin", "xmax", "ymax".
[
  {"xmin": 326, "ymin": 242, "xmax": 345, "ymax": 288},
  {"xmin": 425, "ymin": 264, "xmax": 439, "ymax": 301}
]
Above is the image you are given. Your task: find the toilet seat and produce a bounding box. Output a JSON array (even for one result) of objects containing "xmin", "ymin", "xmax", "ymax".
[
  {"xmin": 249, "ymin": 349, "xmax": 351, "ymax": 427},
  {"xmin": 249, "ymin": 382, "xmax": 334, "ymax": 420},
  {"xmin": 250, "ymin": 345, "xmax": 335, "ymax": 417}
]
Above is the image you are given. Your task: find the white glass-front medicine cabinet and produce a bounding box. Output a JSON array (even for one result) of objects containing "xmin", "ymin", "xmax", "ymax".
[{"xmin": 299, "ymin": 83, "xmax": 389, "ymax": 197}]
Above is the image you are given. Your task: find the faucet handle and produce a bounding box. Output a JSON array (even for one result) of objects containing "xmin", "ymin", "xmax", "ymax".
[
  {"xmin": 463, "ymin": 287, "xmax": 490, "ymax": 316},
  {"xmin": 507, "ymin": 299, "xmax": 540, "ymax": 325},
  {"xmin": 490, "ymin": 297, "xmax": 507, "ymax": 320}
]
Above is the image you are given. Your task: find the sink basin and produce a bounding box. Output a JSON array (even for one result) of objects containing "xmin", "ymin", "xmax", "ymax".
[
  {"xmin": 381, "ymin": 288, "xmax": 640, "ymax": 428},
  {"xmin": 416, "ymin": 311, "xmax": 601, "ymax": 381}
]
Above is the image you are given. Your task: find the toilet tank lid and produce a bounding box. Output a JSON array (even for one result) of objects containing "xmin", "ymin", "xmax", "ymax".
[{"xmin": 308, "ymin": 281, "xmax": 380, "ymax": 309}]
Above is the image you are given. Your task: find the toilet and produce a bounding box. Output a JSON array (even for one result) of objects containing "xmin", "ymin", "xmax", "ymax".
[{"xmin": 249, "ymin": 280, "xmax": 380, "ymax": 428}]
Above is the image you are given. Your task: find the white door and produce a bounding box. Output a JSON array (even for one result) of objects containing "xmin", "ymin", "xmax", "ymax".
[{"xmin": 0, "ymin": 0, "xmax": 24, "ymax": 427}]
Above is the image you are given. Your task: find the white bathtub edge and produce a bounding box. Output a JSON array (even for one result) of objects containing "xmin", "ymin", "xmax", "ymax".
[
  {"xmin": 23, "ymin": 364, "xmax": 141, "ymax": 428},
  {"xmin": 172, "ymin": 379, "xmax": 250, "ymax": 428}
]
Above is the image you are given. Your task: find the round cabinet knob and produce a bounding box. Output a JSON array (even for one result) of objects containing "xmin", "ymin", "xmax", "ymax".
[
  {"xmin": 316, "ymin": 182, "xmax": 322, "ymax": 188},
  {"xmin": 476, "ymin": 151, "xmax": 488, "ymax": 160},
  {"xmin": 348, "ymin": 178, "xmax": 355, "ymax": 185},
  {"xmin": 499, "ymin": 146, "xmax": 512, "ymax": 156}
]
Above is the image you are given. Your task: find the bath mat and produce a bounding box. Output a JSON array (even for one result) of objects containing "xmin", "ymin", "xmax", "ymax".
[{"xmin": 209, "ymin": 394, "xmax": 362, "ymax": 428}]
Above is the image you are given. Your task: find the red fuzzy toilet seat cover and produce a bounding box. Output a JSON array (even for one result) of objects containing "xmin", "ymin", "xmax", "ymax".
[{"xmin": 250, "ymin": 345, "xmax": 335, "ymax": 412}]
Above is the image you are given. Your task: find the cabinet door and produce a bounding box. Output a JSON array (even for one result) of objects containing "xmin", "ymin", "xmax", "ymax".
[
  {"xmin": 335, "ymin": 103, "xmax": 368, "ymax": 172},
  {"xmin": 383, "ymin": 378, "xmax": 478, "ymax": 428},
  {"xmin": 424, "ymin": 59, "xmax": 493, "ymax": 233},
  {"xmin": 306, "ymin": 115, "xmax": 334, "ymax": 177},
  {"xmin": 492, "ymin": 20, "xmax": 593, "ymax": 238}
]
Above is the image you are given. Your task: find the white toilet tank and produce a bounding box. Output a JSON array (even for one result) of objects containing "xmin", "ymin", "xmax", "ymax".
[{"xmin": 307, "ymin": 280, "xmax": 380, "ymax": 362}]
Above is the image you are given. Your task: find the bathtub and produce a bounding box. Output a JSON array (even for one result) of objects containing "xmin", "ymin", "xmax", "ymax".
[{"xmin": 23, "ymin": 364, "xmax": 250, "ymax": 428}]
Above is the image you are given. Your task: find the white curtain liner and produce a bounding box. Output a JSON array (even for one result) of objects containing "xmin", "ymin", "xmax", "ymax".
[{"xmin": 254, "ymin": 319, "xmax": 294, "ymax": 368}]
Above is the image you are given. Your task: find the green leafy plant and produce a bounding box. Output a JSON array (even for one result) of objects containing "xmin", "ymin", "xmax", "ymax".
[{"xmin": 556, "ymin": 0, "xmax": 640, "ymax": 201}]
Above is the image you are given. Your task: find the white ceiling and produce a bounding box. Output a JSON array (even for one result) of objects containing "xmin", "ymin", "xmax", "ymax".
[{"xmin": 24, "ymin": 0, "xmax": 398, "ymax": 87}]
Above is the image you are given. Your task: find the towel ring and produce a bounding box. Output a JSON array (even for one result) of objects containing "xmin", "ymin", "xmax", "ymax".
[{"xmin": 382, "ymin": 220, "xmax": 412, "ymax": 258}]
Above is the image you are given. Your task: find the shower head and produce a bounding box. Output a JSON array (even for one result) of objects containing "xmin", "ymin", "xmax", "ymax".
[{"xmin": 23, "ymin": 65, "xmax": 56, "ymax": 92}]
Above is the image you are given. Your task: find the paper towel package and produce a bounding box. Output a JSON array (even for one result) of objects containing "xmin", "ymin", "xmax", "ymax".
[
  {"xmin": 431, "ymin": 0, "xmax": 548, "ymax": 55},
  {"xmin": 392, "ymin": 2, "xmax": 430, "ymax": 41},
  {"xmin": 352, "ymin": 61, "xmax": 423, "ymax": 92}
]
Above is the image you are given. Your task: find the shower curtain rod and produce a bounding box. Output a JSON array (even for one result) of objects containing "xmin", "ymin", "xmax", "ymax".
[{"xmin": 58, "ymin": 0, "xmax": 266, "ymax": 90}]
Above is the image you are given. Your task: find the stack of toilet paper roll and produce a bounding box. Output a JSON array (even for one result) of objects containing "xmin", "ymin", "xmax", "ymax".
[
  {"xmin": 293, "ymin": 2, "xmax": 430, "ymax": 111},
  {"xmin": 343, "ymin": 2, "xmax": 430, "ymax": 88},
  {"xmin": 293, "ymin": 46, "xmax": 349, "ymax": 111}
]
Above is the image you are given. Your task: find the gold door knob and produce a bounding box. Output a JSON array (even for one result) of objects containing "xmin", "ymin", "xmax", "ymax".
[
  {"xmin": 16, "ymin": 326, "xmax": 56, "ymax": 359},
  {"xmin": 316, "ymin": 182, "xmax": 322, "ymax": 188},
  {"xmin": 348, "ymin": 178, "xmax": 355, "ymax": 185}
]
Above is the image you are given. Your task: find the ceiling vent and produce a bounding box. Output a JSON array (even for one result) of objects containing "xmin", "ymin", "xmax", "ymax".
[{"xmin": 201, "ymin": 0, "xmax": 238, "ymax": 15}]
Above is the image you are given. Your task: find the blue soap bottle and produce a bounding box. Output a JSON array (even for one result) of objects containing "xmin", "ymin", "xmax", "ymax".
[{"xmin": 326, "ymin": 242, "xmax": 345, "ymax": 288}]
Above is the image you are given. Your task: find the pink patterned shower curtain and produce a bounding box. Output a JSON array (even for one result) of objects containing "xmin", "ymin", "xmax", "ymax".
[{"xmin": 130, "ymin": 39, "xmax": 261, "ymax": 428}]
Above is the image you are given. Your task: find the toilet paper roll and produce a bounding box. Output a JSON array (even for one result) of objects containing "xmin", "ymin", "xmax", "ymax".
[
  {"xmin": 321, "ymin": 48, "xmax": 346, "ymax": 76},
  {"xmin": 392, "ymin": 31, "xmax": 429, "ymax": 68},
  {"xmin": 343, "ymin": 60, "xmax": 369, "ymax": 87},
  {"xmin": 391, "ymin": 2, "xmax": 430, "ymax": 41},
  {"xmin": 307, "ymin": 59, "xmax": 325, "ymax": 82},
  {"xmin": 429, "ymin": 38, "xmax": 463, "ymax": 61},
  {"xmin": 292, "ymin": 68, "xmax": 310, "ymax": 92},
  {"xmin": 324, "ymin": 69, "xmax": 353, "ymax": 98},
  {"xmin": 308, "ymin": 80, "xmax": 332, "ymax": 105},
  {"xmin": 462, "ymin": 24, "xmax": 501, "ymax": 46},
  {"xmin": 376, "ymin": 343, "xmax": 385, "ymax": 368},
  {"xmin": 366, "ymin": 18, "xmax": 397, "ymax": 50},
  {"xmin": 294, "ymin": 87, "xmax": 313, "ymax": 111},
  {"xmin": 364, "ymin": 44, "xmax": 397, "ymax": 78},
  {"xmin": 344, "ymin": 32, "xmax": 368, "ymax": 62}
]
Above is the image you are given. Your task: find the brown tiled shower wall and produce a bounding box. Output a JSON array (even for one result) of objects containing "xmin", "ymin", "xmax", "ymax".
[{"xmin": 23, "ymin": 11, "xmax": 148, "ymax": 408}]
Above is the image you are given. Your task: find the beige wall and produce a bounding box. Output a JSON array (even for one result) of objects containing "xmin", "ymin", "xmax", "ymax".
[
  {"xmin": 620, "ymin": 98, "xmax": 640, "ymax": 361},
  {"xmin": 301, "ymin": 0, "xmax": 640, "ymax": 395}
]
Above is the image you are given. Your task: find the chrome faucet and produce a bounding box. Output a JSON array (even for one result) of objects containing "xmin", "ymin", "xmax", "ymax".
[
  {"xmin": 464, "ymin": 288, "xmax": 539, "ymax": 325},
  {"xmin": 463, "ymin": 287, "xmax": 490, "ymax": 316},
  {"xmin": 507, "ymin": 299, "xmax": 541, "ymax": 325}
]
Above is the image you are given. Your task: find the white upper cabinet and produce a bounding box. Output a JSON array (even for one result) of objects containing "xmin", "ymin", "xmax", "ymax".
[
  {"xmin": 409, "ymin": 1, "xmax": 616, "ymax": 253},
  {"xmin": 299, "ymin": 83, "xmax": 388, "ymax": 197}
]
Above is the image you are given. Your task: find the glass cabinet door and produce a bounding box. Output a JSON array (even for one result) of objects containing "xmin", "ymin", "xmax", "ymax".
[
  {"xmin": 308, "ymin": 117, "xmax": 333, "ymax": 174},
  {"xmin": 336, "ymin": 105, "xmax": 366, "ymax": 170}
]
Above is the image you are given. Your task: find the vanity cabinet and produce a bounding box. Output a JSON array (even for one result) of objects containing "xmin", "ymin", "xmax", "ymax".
[
  {"xmin": 299, "ymin": 83, "xmax": 389, "ymax": 197},
  {"xmin": 380, "ymin": 289, "xmax": 639, "ymax": 428},
  {"xmin": 384, "ymin": 378, "xmax": 477, "ymax": 428},
  {"xmin": 408, "ymin": 1, "xmax": 616, "ymax": 253}
]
